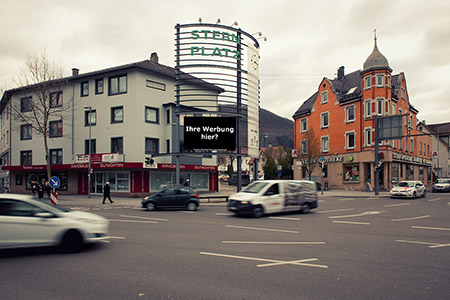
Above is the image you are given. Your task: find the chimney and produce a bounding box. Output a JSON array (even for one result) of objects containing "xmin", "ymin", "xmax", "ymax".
[
  {"xmin": 72, "ymin": 68, "xmax": 79, "ymax": 76},
  {"xmin": 150, "ymin": 52, "xmax": 159, "ymax": 63},
  {"xmin": 337, "ymin": 66, "xmax": 345, "ymax": 80}
]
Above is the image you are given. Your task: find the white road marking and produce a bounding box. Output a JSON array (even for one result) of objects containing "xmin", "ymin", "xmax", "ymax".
[
  {"xmin": 385, "ymin": 203, "xmax": 410, "ymax": 207},
  {"xmin": 216, "ymin": 213, "xmax": 233, "ymax": 216},
  {"xmin": 199, "ymin": 252, "xmax": 328, "ymax": 269},
  {"xmin": 269, "ymin": 216, "xmax": 301, "ymax": 221},
  {"xmin": 181, "ymin": 211, "xmax": 195, "ymax": 214},
  {"xmin": 107, "ymin": 236, "xmax": 126, "ymax": 239},
  {"xmin": 222, "ymin": 241, "xmax": 325, "ymax": 245},
  {"xmin": 226, "ymin": 225, "xmax": 298, "ymax": 234},
  {"xmin": 395, "ymin": 240, "xmax": 450, "ymax": 248},
  {"xmin": 329, "ymin": 211, "xmax": 383, "ymax": 219},
  {"xmin": 427, "ymin": 198, "xmax": 441, "ymax": 202},
  {"xmin": 108, "ymin": 219, "xmax": 158, "ymax": 224},
  {"xmin": 391, "ymin": 215, "xmax": 431, "ymax": 222},
  {"xmin": 338, "ymin": 198, "xmax": 356, "ymax": 201},
  {"xmin": 412, "ymin": 226, "xmax": 450, "ymax": 231},
  {"xmin": 317, "ymin": 208, "xmax": 355, "ymax": 214},
  {"xmin": 332, "ymin": 220, "xmax": 370, "ymax": 225},
  {"xmin": 120, "ymin": 214, "xmax": 168, "ymax": 222}
]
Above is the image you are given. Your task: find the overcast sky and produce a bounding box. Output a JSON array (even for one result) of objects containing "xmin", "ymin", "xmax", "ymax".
[{"xmin": 1, "ymin": 0, "xmax": 449, "ymax": 124}]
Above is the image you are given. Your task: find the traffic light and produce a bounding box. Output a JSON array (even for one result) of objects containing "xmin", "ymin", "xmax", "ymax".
[
  {"xmin": 375, "ymin": 161, "xmax": 383, "ymax": 172},
  {"xmin": 378, "ymin": 152, "xmax": 384, "ymax": 160}
]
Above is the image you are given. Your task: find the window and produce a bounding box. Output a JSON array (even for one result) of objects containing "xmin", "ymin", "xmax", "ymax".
[
  {"xmin": 20, "ymin": 124, "xmax": 32, "ymax": 140},
  {"xmin": 401, "ymin": 87, "xmax": 406, "ymax": 99},
  {"xmin": 81, "ymin": 81, "xmax": 89, "ymax": 97},
  {"xmin": 49, "ymin": 120, "xmax": 63, "ymax": 137},
  {"xmin": 377, "ymin": 98, "xmax": 384, "ymax": 115},
  {"xmin": 300, "ymin": 139, "xmax": 308, "ymax": 155},
  {"xmin": 376, "ymin": 75, "xmax": 384, "ymax": 87},
  {"xmin": 146, "ymin": 79, "xmax": 166, "ymax": 91},
  {"xmin": 419, "ymin": 142, "xmax": 422, "ymax": 155},
  {"xmin": 111, "ymin": 106, "xmax": 123, "ymax": 123},
  {"xmin": 364, "ymin": 128, "xmax": 372, "ymax": 146},
  {"xmin": 345, "ymin": 105, "xmax": 355, "ymax": 123},
  {"xmin": 109, "ymin": 75, "xmax": 127, "ymax": 95},
  {"xmin": 365, "ymin": 100, "xmax": 371, "ymax": 118},
  {"xmin": 344, "ymin": 164, "xmax": 360, "ymax": 182},
  {"xmin": 166, "ymin": 139, "xmax": 170, "ymax": 154},
  {"xmin": 95, "ymin": 79, "xmax": 104, "ymax": 94},
  {"xmin": 49, "ymin": 91, "xmax": 63, "ymax": 108},
  {"xmin": 49, "ymin": 149, "xmax": 63, "ymax": 164},
  {"xmin": 321, "ymin": 136, "xmax": 329, "ymax": 153},
  {"xmin": 392, "ymin": 103, "xmax": 396, "ymax": 115},
  {"xmin": 365, "ymin": 76, "xmax": 371, "ymax": 89},
  {"xmin": 85, "ymin": 139, "xmax": 96, "ymax": 154},
  {"xmin": 410, "ymin": 138, "xmax": 414, "ymax": 154},
  {"xmin": 20, "ymin": 150, "xmax": 32, "ymax": 165},
  {"xmin": 145, "ymin": 137, "xmax": 159, "ymax": 154},
  {"xmin": 164, "ymin": 110, "xmax": 170, "ymax": 125},
  {"xmin": 300, "ymin": 118, "xmax": 307, "ymax": 132},
  {"xmin": 145, "ymin": 106, "xmax": 159, "ymax": 123},
  {"xmin": 321, "ymin": 91, "xmax": 328, "ymax": 104},
  {"xmin": 85, "ymin": 109, "xmax": 96, "ymax": 126},
  {"xmin": 111, "ymin": 137, "xmax": 123, "ymax": 154},
  {"xmin": 345, "ymin": 131, "xmax": 355, "ymax": 150},
  {"xmin": 320, "ymin": 112, "xmax": 329, "ymax": 128},
  {"xmin": 20, "ymin": 96, "xmax": 32, "ymax": 112}
]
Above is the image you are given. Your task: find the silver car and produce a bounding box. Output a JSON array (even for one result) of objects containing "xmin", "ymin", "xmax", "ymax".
[
  {"xmin": 432, "ymin": 178, "xmax": 450, "ymax": 193},
  {"xmin": 0, "ymin": 194, "xmax": 109, "ymax": 252},
  {"xmin": 390, "ymin": 181, "xmax": 426, "ymax": 199}
]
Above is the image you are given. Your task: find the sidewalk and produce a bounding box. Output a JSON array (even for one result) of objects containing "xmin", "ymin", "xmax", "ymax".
[{"xmin": 49, "ymin": 188, "xmax": 390, "ymax": 207}]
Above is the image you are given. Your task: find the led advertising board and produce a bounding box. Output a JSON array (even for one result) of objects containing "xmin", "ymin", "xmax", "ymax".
[{"xmin": 184, "ymin": 116, "xmax": 236, "ymax": 151}]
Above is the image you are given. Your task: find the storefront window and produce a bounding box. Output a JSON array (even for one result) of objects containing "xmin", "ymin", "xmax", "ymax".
[
  {"xmin": 391, "ymin": 164, "xmax": 399, "ymax": 183},
  {"xmin": 406, "ymin": 165, "xmax": 414, "ymax": 180},
  {"xmin": 343, "ymin": 164, "xmax": 360, "ymax": 182},
  {"xmin": 419, "ymin": 167, "xmax": 424, "ymax": 182},
  {"xmin": 190, "ymin": 173, "xmax": 209, "ymax": 190},
  {"xmin": 150, "ymin": 172, "xmax": 209, "ymax": 192},
  {"xmin": 151, "ymin": 172, "xmax": 172, "ymax": 191}
]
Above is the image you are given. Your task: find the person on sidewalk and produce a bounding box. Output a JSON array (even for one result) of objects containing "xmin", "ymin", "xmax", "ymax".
[{"xmin": 102, "ymin": 182, "xmax": 113, "ymax": 204}]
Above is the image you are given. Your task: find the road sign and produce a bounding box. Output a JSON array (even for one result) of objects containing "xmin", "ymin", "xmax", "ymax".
[{"xmin": 49, "ymin": 176, "xmax": 60, "ymax": 189}]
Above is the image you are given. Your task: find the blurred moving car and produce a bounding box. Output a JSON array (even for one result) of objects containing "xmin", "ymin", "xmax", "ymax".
[
  {"xmin": 432, "ymin": 178, "xmax": 450, "ymax": 193},
  {"xmin": 390, "ymin": 181, "xmax": 426, "ymax": 198},
  {"xmin": 218, "ymin": 174, "xmax": 230, "ymax": 182},
  {"xmin": 228, "ymin": 174, "xmax": 251, "ymax": 186},
  {"xmin": 142, "ymin": 186, "xmax": 199, "ymax": 211},
  {"xmin": 0, "ymin": 194, "xmax": 109, "ymax": 252}
]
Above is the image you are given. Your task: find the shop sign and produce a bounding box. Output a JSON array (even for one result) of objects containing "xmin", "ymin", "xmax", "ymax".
[{"xmin": 392, "ymin": 153, "xmax": 432, "ymax": 165}]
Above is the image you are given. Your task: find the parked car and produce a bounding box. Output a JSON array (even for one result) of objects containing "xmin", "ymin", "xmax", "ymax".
[
  {"xmin": 390, "ymin": 181, "xmax": 426, "ymax": 198},
  {"xmin": 228, "ymin": 174, "xmax": 251, "ymax": 186},
  {"xmin": 218, "ymin": 174, "xmax": 230, "ymax": 182},
  {"xmin": 0, "ymin": 194, "xmax": 109, "ymax": 252},
  {"xmin": 432, "ymin": 178, "xmax": 450, "ymax": 193},
  {"xmin": 228, "ymin": 180, "xmax": 318, "ymax": 217},
  {"xmin": 142, "ymin": 186, "xmax": 199, "ymax": 211}
]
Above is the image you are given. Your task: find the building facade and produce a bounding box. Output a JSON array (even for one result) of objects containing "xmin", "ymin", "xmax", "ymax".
[
  {"xmin": 423, "ymin": 122, "xmax": 450, "ymax": 178},
  {"xmin": 0, "ymin": 53, "xmax": 221, "ymax": 196},
  {"xmin": 293, "ymin": 38, "xmax": 432, "ymax": 191}
]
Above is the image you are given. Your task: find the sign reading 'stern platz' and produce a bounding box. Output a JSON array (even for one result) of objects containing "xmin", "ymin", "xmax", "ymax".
[{"xmin": 175, "ymin": 23, "xmax": 260, "ymax": 158}]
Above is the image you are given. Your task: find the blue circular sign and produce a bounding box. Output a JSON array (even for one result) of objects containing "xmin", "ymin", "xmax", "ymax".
[{"xmin": 49, "ymin": 176, "xmax": 60, "ymax": 189}]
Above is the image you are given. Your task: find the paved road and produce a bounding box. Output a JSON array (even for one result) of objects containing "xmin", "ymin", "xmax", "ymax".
[{"xmin": 1, "ymin": 190, "xmax": 449, "ymax": 299}]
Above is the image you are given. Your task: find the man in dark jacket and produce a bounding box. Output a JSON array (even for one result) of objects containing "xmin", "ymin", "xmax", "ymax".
[{"xmin": 102, "ymin": 182, "xmax": 113, "ymax": 204}]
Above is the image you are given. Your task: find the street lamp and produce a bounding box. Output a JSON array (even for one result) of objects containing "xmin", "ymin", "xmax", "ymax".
[{"xmin": 84, "ymin": 106, "xmax": 92, "ymax": 198}]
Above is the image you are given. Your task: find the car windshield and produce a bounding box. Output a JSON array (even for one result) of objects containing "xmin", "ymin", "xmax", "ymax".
[
  {"xmin": 242, "ymin": 181, "xmax": 269, "ymax": 193},
  {"xmin": 397, "ymin": 182, "xmax": 414, "ymax": 187},
  {"xmin": 437, "ymin": 179, "xmax": 450, "ymax": 184}
]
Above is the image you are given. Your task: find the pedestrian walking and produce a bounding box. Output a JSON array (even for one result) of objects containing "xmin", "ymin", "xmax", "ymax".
[
  {"xmin": 183, "ymin": 178, "xmax": 190, "ymax": 186},
  {"xmin": 102, "ymin": 182, "xmax": 113, "ymax": 204},
  {"xmin": 37, "ymin": 181, "xmax": 45, "ymax": 200}
]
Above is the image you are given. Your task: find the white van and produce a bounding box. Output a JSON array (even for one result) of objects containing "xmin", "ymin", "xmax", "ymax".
[{"xmin": 227, "ymin": 180, "xmax": 318, "ymax": 217}]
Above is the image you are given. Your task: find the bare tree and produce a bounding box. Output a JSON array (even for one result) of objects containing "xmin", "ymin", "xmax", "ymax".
[
  {"xmin": 11, "ymin": 51, "xmax": 69, "ymax": 181},
  {"xmin": 297, "ymin": 127, "xmax": 321, "ymax": 180}
]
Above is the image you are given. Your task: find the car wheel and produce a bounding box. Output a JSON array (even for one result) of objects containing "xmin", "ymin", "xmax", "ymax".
[
  {"xmin": 60, "ymin": 230, "xmax": 84, "ymax": 253},
  {"xmin": 412, "ymin": 192, "xmax": 417, "ymax": 199},
  {"xmin": 422, "ymin": 190, "xmax": 426, "ymax": 198},
  {"xmin": 187, "ymin": 202, "xmax": 198, "ymax": 211},
  {"xmin": 300, "ymin": 203, "xmax": 311, "ymax": 214},
  {"xmin": 146, "ymin": 202, "xmax": 156, "ymax": 211},
  {"xmin": 252, "ymin": 206, "xmax": 264, "ymax": 218}
]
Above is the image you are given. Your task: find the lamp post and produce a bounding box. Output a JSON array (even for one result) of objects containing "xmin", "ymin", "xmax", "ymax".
[{"xmin": 84, "ymin": 106, "xmax": 92, "ymax": 198}]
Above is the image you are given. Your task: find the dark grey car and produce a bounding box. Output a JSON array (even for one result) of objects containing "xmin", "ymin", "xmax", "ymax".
[{"xmin": 141, "ymin": 186, "xmax": 199, "ymax": 211}]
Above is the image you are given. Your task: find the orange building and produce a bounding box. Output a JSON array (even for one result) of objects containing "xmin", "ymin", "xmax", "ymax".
[{"xmin": 293, "ymin": 37, "xmax": 432, "ymax": 191}]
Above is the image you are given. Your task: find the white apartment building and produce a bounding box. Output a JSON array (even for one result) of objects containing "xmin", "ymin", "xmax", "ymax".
[{"xmin": 0, "ymin": 53, "xmax": 222, "ymax": 196}]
